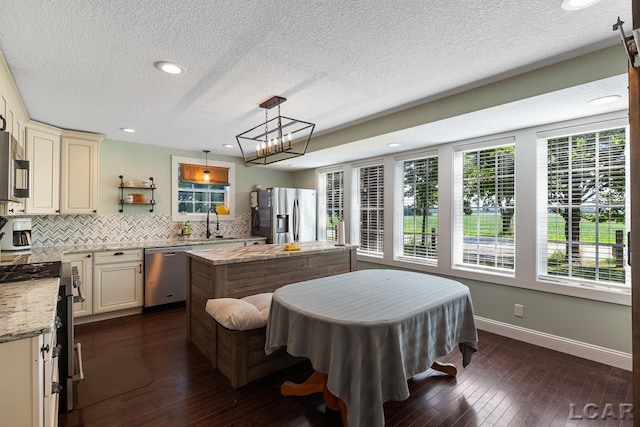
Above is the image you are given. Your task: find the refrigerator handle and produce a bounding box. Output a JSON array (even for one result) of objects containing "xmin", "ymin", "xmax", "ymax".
[{"xmin": 293, "ymin": 199, "xmax": 300, "ymax": 242}]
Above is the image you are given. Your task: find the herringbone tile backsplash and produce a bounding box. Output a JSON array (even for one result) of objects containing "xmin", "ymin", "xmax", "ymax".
[{"xmin": 31, "ymin": 213, "xmax": 251, "ymax": 247}]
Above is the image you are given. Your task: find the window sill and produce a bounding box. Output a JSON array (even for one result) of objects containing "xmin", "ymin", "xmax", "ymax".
[{"xmin": 357, "ymin": 256, "xmax": 631, "ymax": 306}]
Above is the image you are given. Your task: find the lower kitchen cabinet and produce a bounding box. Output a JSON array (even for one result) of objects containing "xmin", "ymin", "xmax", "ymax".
[
  {"xmin": 0, "ymin": 331, "xmax": 59, "ymax": 427},
  {"xmin": 62, "ymin": 252, "xmax": 93, "ymax": 318},
  {"xmin": 93, "ymin": 249, "xmax": 143, "ymax": 314}
]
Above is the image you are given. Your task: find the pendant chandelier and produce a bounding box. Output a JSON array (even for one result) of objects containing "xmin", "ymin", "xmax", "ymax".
[
  {"xmin": 203, "ymin": 149, "xmax": 210, "ymax": 181},
  {"xmin": 236, "ymin": 96, "xmax": 315, "ymax": 165}
]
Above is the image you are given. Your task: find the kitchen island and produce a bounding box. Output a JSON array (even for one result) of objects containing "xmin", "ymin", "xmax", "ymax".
[{"xmin": 185, "ymin": 241, "xmax": 357, "ymax": 385}]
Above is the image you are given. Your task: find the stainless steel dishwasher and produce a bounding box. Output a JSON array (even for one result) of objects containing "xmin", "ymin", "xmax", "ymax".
[{"xmin": 144, "ymin": 246, "xmax": 193, "ymax": 308}]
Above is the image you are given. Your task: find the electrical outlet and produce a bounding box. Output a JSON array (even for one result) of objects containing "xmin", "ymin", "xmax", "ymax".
[{"xmin": 514, "ymin": 304, "xmax": 524, "ymax": 318}]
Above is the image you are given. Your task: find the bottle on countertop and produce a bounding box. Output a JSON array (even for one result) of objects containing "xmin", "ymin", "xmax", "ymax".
[{"xmin": 182, "ymin": 222, "xmax": 192, "ymax": 236}]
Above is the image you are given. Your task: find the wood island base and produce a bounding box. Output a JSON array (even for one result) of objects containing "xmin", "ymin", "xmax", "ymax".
[{"xmin": 280, "ymin": 361, "xmax": 458, "ymax": 427}]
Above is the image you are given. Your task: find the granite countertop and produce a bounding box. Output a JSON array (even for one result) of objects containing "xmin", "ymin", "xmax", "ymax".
[
  {"xmin": 0, "ymin": 278, "xmax": 59, "ymax": 343},
  {"xmin": 7, "ymin": 236, "xmax": 266, "ymax": 264},
  {"xmin": 187, "ymin": 241, "xmax": 357, "ymax": 266}
]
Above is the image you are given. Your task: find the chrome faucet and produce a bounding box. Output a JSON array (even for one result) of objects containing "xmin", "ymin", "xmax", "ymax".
[{"xmin": 206, "ymin": 206, "xmax": 221, "ymax": 239}]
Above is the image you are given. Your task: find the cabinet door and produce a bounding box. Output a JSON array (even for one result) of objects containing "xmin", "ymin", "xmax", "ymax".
[
  {"xmin": 60, "ymin": 132, "xmax": 102, "ymax": 214},
  {"xmin": 0, "ymin": 335, "xmax": 45, "ymax": 427},
  {"xmin": 62, "ymin": 252, "xmax": 93, "ymax": 318},
  {"xmin": 93, "ymin": 262, "xmax": 143, "ymax": 314},
  {"xmin": 25, "ymin": 125, "xmax": 61, "ymax": 214}
]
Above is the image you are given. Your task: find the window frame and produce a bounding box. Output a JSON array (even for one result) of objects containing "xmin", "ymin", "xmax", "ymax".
[
  {"xmin": 394, "ymin": 149, "xmax": 439, "ymax": 266},
  {"xmin": 452, "ymin": 137, "xmax": 516, "ymax": 276},
  {"xmin": 352, "ymin": 159, "xmax": 385, "ymax": 257},
  {"xmin": 317, "ymin": 167, "xmax": 346, "ymax": 242},
  {"xmin": 171, "ymin": 155, "xmax": 235, "ymax": 222},
  {"xmin": 536, "ymin": 118, "xmax": 630, "ymax": 291}
]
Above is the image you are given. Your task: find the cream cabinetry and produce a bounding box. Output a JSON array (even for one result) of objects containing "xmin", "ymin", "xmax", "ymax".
[
  {"xmin": 93, "ymin": 249, "xmax": 143, "ymax": 314},
  {"xmin": 60, "ymin": 131, "xmax": 102, "ymax": 214},
  {"xmin": 62, "ymin": 252, "xmax": 93, "ymax": 318},
  {"xmin": 25, "ymin": 123, "xmax": 61, "ymax": 215},
  {"xmin": 23, "ymin": 126, "xmax": 102, "ymax": 216},
  {"xmin": 0, "ymin": 331, "xmax": 59, "ymax": 427}
]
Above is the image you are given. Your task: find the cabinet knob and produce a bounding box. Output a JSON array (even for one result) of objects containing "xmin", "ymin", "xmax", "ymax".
[
  {"xmin": 8, "ymin": 209, "xmax": 13, "ymax": 213},
  {"xmin": 114, "ymin": 252, "xmax": 124, "ymax": 255},
  {"xmin": 87, "ymin": 254, "xmax": 91, "ymax": 258},
  {"xmin": 55, "ymin": 210, "xmax": 60, "ymax": 213},
  {"xmin": 93, "ymin": 210, "xmax": 97, "ymax": 213},
  {"xmin": 41, "ymin": 344, "xmax": 50, "ymax": 354}
]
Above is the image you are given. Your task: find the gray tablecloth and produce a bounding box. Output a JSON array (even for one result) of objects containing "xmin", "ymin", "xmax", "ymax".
[{"xmin": 265, "ymin": 269, "xmax": 478, "ymax": 427}]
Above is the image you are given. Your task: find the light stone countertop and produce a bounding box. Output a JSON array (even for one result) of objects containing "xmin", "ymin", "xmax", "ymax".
[
  {"xmin": 0, "ymin": 277, "xmax": 59, "ymax": 343},
  {"xmin": 187, "ymin": 241, "xmax": 358, "ymax": 266},
  {"xmin": 10, "ymin": 236, "xmax": 267, "ymax": 264},
  {"xmin": 0, "ymin": 236, "xmax": 265, "ymax": 342}
]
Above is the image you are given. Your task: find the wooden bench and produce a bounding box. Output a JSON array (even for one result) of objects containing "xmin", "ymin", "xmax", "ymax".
[
  {"xmin": 215, "ymin": 322, "xmax": 304, "ymax": 388},
  {"xmin": 201, "ymin": 293, "xmax": 305, "ymax": 388}
]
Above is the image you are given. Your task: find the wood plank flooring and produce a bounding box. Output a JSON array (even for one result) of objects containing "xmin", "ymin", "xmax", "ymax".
[{"xmin": 59, "ymin": 308, "xmax": 632, "ymax": 426}]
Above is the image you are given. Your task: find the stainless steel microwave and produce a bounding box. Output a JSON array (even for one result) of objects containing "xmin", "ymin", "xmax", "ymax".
[{"xmin": 0, "ymin": 130, "xmax": 30, "ymax": 202}]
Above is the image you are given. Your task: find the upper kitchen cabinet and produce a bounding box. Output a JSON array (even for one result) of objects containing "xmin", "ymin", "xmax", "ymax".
[
  {"xmin": 25, "ymin": 122, "xmax": 61, "ymax": 214},
  {"xmin": 24, "ymin": 125, "xmax": 102, "ymax": 215},
  {"xmin": 60, "ymin": 130, "xmax": 102, "ymax": 214}
]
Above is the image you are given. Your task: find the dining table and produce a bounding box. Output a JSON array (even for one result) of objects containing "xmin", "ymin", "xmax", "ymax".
[{"xmin": 264, "ymin": 268, "xmax": 479, "ymax": 427}]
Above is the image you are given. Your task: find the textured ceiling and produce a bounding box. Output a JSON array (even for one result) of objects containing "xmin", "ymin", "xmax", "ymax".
[{"xmin": 0, "ymin": 0, "xmax": 632, "ymax": 170}]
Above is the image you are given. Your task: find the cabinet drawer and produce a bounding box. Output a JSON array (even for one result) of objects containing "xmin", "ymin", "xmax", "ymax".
[{"xmin": 94, "ymin": 249, "xmax": 143, "ymax": 264}]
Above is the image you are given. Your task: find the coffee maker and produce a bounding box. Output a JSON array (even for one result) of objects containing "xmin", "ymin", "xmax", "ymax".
[{"xmin": 0, "ymin": 217, "xmax": 32, "ymax": 252}]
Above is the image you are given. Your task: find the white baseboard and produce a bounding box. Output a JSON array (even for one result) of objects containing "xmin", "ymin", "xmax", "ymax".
[
  {"xmin": 75, "ymin": 307, "xmax": 142, "ymax": 325},
  {"xmin": 475, "ymin": 316, "xmax": 632, "ymax": 371}
]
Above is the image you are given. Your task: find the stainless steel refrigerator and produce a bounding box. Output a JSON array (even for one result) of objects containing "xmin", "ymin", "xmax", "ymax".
[{"xmin": 251, "ymin": 187, "xmax": 316, "ymax": 243}]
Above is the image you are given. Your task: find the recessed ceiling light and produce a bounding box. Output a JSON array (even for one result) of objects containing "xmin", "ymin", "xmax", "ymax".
[
  {"xmin": 388, "ymin": 143, "xmax": 400, "ymax": 147},
  {"xmin": 561, "ymin": 0, "xmax": 601, "ymax": 11},
  {"xmin": 120, "ymin": 128, "xmax": 136, "ymax": 133},
  {"xmin": 155, "ymin": 61, "xmax": 184, "ymax": 75},
  {"xmin": 288, "ymin": 164, "xmax": 297, "ymax": 167},
  {"xmin": 587, "ymin": 95, "xmax": 622, "ymax": 105},
  {"xmin": 222, "ymin": 144, "xmax": 234, "ymax": 148}
]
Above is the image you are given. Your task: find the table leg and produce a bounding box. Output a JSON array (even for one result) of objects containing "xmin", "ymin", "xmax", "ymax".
[
  {"xmin": 430, "ymin": 361, "xmax": 457, "ymax": 377},
  {"xmin": 281, "ymin": 371, "xmax": 326, "ymax": 396},
  {"xmin": 281, "ymin": 371, "xmax": 349, "ymax": 426}
]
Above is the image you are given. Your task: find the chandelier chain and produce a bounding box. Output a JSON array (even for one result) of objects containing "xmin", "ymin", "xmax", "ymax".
[{"xmin": 264, "ymin": 107, "xmax": 269, "ymax": 145}]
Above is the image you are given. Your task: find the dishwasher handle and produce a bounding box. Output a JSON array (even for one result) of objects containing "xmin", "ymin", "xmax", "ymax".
[{"xmin": 145, "ymin": 246, "xmax": 193, "ymax": 255}]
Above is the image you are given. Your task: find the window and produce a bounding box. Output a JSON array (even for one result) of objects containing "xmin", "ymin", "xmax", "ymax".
[
  {"xmin": 318, "ymin": 170, "xmax": 344, "ymax": 242},
  {"xmin": 454, "ymin": 140, "xmax": 515, "ymax": 272},
  {"xmin": 177, "ymin": 181, "xmax": 228, "ymax": 214},
  {"xmin": 171, "ymin": 156, "xmax": 235, "ymax": 221},
  {"xmin": 539, "ymin": 126, "xmax": 629, "ymax": 288},
  {"xmin": 354, "ymin": 163, "xmax": 384, "ymax": 255},
  {"xmin": 395, "ymin": 153, "xmax": 438, "ymax": 265}
]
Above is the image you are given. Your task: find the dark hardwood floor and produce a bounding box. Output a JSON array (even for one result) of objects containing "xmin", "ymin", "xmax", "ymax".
[{"xmin": 59, "ymin": 308, "xmax": 632, "ymax": 427}]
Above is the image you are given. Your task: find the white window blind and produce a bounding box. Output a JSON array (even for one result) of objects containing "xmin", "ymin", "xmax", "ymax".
[
  {"xmin": 454, "ymin": 143, "xmax": 515, "ymax": 272},
  {"xmin": 540, "ymin": 127, "xmax": 629, "ymax": 288},
  {"xmin": 355, "ymin": 164, "xmax": 384, "ymax": 255},
  {"xmin": 320, "ymin": 170, "xmax": 344, "ymax": 242},
  {"xmin": 395, "ymin": 155, "xmax": 438, "ymax": 265}
]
